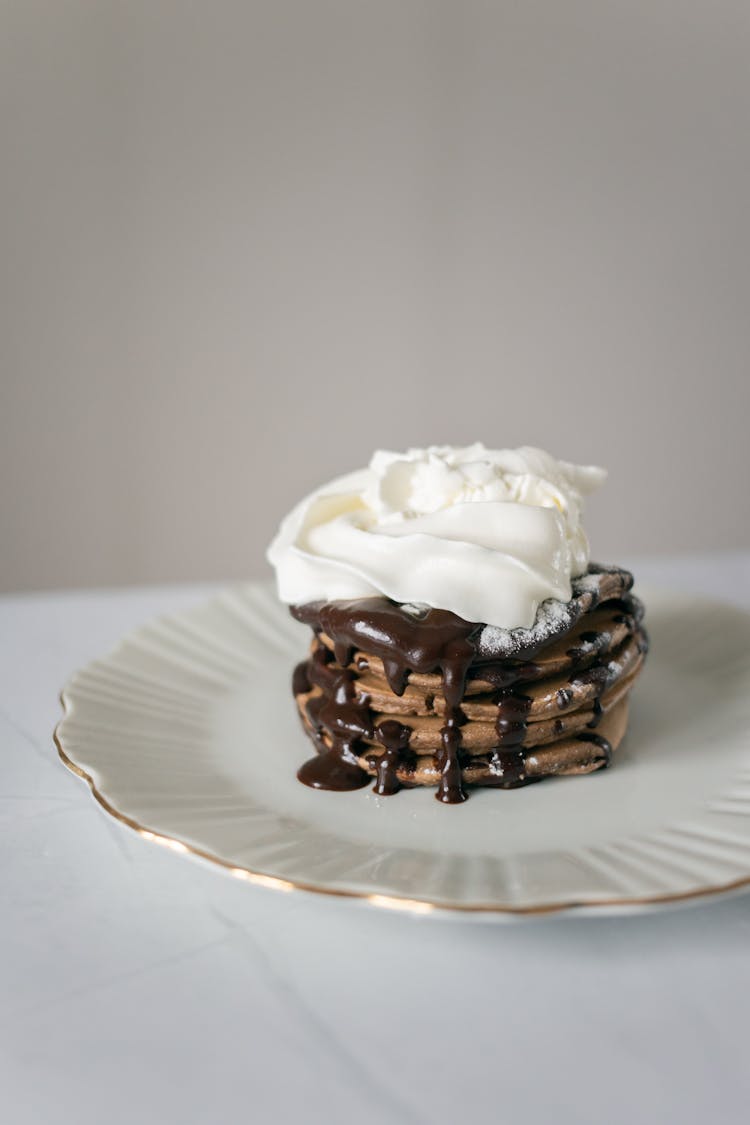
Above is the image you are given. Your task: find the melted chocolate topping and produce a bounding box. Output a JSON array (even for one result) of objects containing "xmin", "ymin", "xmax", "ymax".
[
  {"xmin": 292, "ymin": 598, "xmax": 484, "ymax": 694},
  {"xmin": 588, "ymin": 697, "xmax": 604, "ymax": 729},
  {"xmin": 295, "ymin": 647, "xmax": 373, "ymax": 792},
  {"xmin": 292, "ymin": 661, "xmax": 311, "ymax": 697},
  {"xmin": 293, "ymin": 599, "xmax": 484, "ymax": 801},
  {"xmin": 371, "ymin": 720, "xmax": 412, "ymax": 796},
  {"xmin": 297, "ymin": 745, "xmax": 371, "ymax": 792},
  {"xmin": 576, "ymin": 730, "xmax": 613, "ymax": 766},
  {"xmin": 291, "ymin": 568, "xmax": 640, "ymax": 802},
  {"xmin": 484, "ymin": 690, "xmax": 532, "ymax": 787}
]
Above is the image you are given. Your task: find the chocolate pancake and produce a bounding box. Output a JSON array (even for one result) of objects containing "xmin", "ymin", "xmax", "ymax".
[
  {"xmin": 319, "ymin": 598, "xmax": 645, "ymax": 707},
  {"xmin": 292, "ymin": 657, "xmax": 638, "ymax": 751},
  {"xmin": 290, "ymin": 563, "xmax": 647, "ymax": 803},
  {"xmin": 298, "ymin": 695, "xmax": 630, "ymax": 792}
]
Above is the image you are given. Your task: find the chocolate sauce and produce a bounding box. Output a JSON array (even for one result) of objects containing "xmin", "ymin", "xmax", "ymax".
[
  {"xmin": 290, "ymin": 567, "xmax": 640, "ymax": 802},
  {"xmin": 576, "ymin": 730, "xmax": 612, "ymax": 767},
  {"xmin": 580, "ymin": 629, "xmax": 606, "ymax": 647},
  {"xmin": 292, "ymin": 598, "xmax": 483, "ymax": 694},
  {"xmin": 612, "ymin": 594, "xmax": 645, "ymax": 635},
  {"xmin": 297, "ymin": 742, "xmax": 371, "ymax": 791},
  {"xmin": 495, "ymin": 691, "xmax": 532, "ymax": 748},
  {"xmin": 572, "ymin": 663, "xmax": 610, "ymax": 692},
  {"xmin": 485, "ymin": 689, "xmax": 532, "ymax": 786},
  {"xmin": 292, "ymin": 661, "xmax": 311, "ymax": 697},
  {"xmin": 333, "ymin": 640, "xmax": 354, "ymax": 668},
  {"xmin": 568, "ymin": 651, "xmax": 617, "ymax": 726},
  {"xmin": 293, "ymin": 598, "xmax": 484, "ymax": 802},
  {"xmin": 566, "ymin": 629, "xmax": 612, "ymax": 664},
  {"xmin": 563, "ymin": 596, "xmax": 640, "ymax": 666},
  {"xmin": 317, "ymin": 667, "xmax": 373, "ymax": 741},
  {"xmin": 372, "ymin": 720, "xmax": 412, "ymax": 796},
  {"xmin": 436, "ymin": 723, "xmax": 466, "ymax": 803},
  {"xmin": 469, "ymin": 659, "xmax": 542, "ymax": 690},
  {"xmin": 297, "ymin": 656, "xmax": 374, "ymax": 792}
]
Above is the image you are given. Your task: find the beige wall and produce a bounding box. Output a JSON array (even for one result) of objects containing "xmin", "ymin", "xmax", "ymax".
[{"xmin": 2, "ymin": 1, "xmax": 749, "ymax": 594}]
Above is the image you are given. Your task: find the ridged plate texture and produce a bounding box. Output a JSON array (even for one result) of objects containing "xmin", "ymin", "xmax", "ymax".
[{"xmin": 56, "ymin": 584, "xmax": 750, "ymax": 918}]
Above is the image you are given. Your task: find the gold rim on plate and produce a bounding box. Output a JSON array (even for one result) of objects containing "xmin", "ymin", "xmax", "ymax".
[{"xmin": 54, "ymin": 692, "xmax": 750, "ymax": 919}]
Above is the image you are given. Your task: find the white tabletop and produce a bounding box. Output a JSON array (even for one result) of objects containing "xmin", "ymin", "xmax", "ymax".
[{"xmin": 3, "ymin": 552, "xmax": 750, "ymax": 1125}]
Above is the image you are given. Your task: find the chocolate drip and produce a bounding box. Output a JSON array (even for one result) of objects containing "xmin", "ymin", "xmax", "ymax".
[
  {"xmin": 333, "ymin": 640, "xmax": 354, "ymax": 668},
  {"xmin": 568, "ymin": 647, "xmax": 622, "ymax": 726},
  {"xmin": 437, "ymin": 723, "xmax": 466, "ymax": 803},
  {"xmin": 317, "ymin": 667, "xmax": 373, "ymax": 741},
  {"xmin": 292, "ymin": 661, "xmax": 311, "ymax": 696},
  {"xmin": 293, "ymin": 597, "xmax": 482, "ymax": 689},
  {"xmin": 372, "ymin": 720, "xmax": 412, "ymax": 796},
  {"xmin": 495, "ymin": 692, "xmax": 532, "ymax": 748},
  {"xmin": 382, "ymin": 657, "xmax": 410, "ymax": 697},
  {"xmin": 290, "ymin": 566, "xmax": 640, "ymax": 801},
  {"xmin": 486, "ymin": 690, "xmax": 532, "ymax": 787},
  {"xmin": 612, "ymin": 594, "xmax": 644, "ymax": 633},
  {"xmin": 297, "ymin": 648, "xmax": 420, "ymax": 799},
  {"xmin": 469, "ymin": 659, "xmax": 542, "ymax": 690},
  {"xmin": 572, "ymin": 663, "xmax": 610, "ymax": 692},
  {"xmin": 577, "ymin": 730, "xmax": 612, "ymax": 767},
  {"xmin": 301, "ymin": 692, "xmax": 327, "ymax": 752},
  {"xmin": 435, "ymin": 636, "xmax": 477, "ymax": 803},
  {"xmin": 293, "ymin": 598, "xmax": 483, "ymax": 802},
  {"xmin": 567, "ymin": 629, "xmax": 612, "ymax": 664},
  {"xmin": 297, "ymin": 662, "xmax": 374, "ymax": 793},
  {"xmin": 304, "ymin": 640, "xmax": 333, "ymax": 687}
]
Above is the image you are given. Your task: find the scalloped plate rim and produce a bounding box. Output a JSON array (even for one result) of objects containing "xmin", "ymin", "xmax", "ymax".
[{"xmin": 54, "ymin": 583, "xmax": 750, "ymax": 921}]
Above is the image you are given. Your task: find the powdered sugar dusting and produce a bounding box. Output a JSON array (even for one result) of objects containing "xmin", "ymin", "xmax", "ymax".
[
  {"xmin": 478, "ymin": 598, "xmax": 577, "ymax": 658},
  {"xmin": 475, "ymin": 566, "xmax": 633, "ymax": 659}
]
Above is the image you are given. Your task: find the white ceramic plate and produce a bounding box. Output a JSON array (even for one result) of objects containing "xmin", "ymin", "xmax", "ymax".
[{"xmin": 55, "ymin": 583, "xmax": 750, "ymax": 919}]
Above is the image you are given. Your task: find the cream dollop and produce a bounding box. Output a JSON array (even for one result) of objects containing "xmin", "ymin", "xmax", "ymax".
[{"xmin": 266, "ymin": 444, "xmax": 606, "ymax": 628}]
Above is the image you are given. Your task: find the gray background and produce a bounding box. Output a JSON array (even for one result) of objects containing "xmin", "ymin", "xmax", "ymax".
[{"xmin": 2, "ymin": 0, "xmax": 749, "ymax": 594}]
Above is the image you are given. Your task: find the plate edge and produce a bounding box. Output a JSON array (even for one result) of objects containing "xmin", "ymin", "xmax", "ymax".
[{"xmin": 54, "ymin": 685, "xmax": 750, "ymax": 919}]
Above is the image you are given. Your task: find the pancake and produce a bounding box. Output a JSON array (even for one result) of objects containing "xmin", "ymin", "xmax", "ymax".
[
  {"xmin": 289, "ymin": 563, "xmax": 647, "ymax": 802},
  {"xmin": 316, "ymin": 617, "xmax": 645, "ymax": 721},
  {"xmin": 336, "ymin": 595, "xmax": 645, "ymax": 697},
  {"xmin": 297, "ymin": 657, "xmax": 641, "ymax": 752},
  {"xmin": 298, "ymin": 696, "xmax": 630, "ymax": 791}
]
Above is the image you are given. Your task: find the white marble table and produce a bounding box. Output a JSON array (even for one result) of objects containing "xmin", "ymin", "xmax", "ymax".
[{"xmin": 3, "ymin": 552, "xmax": 750, "ymax": 1125}]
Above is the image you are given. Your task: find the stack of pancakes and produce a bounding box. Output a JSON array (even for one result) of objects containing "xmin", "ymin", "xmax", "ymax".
[{"xmin": 291, "ymin": 564, "xmax": 647, "ymax": 803}]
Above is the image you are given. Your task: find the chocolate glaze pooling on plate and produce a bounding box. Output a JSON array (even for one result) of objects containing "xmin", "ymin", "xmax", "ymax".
[{"xmin": 290, "ymin": 564, "xmax": 643, "ymax": 803}]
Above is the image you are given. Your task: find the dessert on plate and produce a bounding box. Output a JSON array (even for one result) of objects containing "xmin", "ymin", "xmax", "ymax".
[{"xmin": 267, "ymin": 444, "xmax": 647, "ymax": 803}]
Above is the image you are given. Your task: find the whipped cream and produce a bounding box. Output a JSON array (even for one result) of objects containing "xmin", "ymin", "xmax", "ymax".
[{"xmin": 266, "ymin": 444, "xmax": 606, "ymax": 628}]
